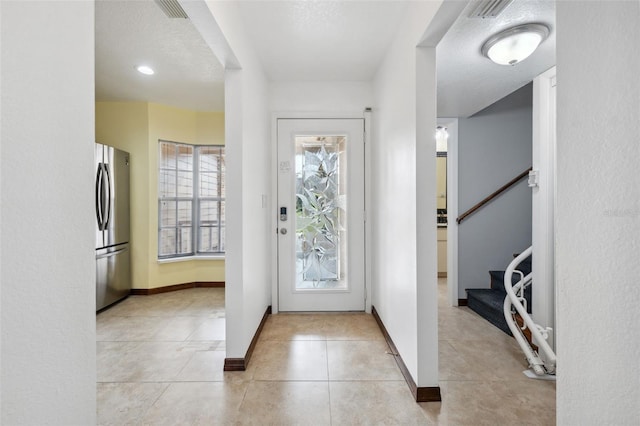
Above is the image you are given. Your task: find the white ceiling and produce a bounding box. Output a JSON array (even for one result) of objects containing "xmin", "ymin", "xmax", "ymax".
[
  {"xmin": 235, "ymin": 1, "xmax": 409, "ymax": 81},
  {"xmin": 95, "ymin": 0, "xmax": 555, "ymax": 118},
  {"xmin": 437, "ymin": 0, "xmax": 556, "ymax": 117},
  {"xmin": 95, "ymin": 0, "xmax": 225, "ymax": 111}
]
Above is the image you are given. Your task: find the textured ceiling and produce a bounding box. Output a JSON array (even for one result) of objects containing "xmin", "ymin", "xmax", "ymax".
[
  {"xmin": 437, "ymin": 0, "xmax": 556, "ymax": 117},
  {"xmin": 95, "ymin": 0, "xmax": 555, "ymax": 118},
  {"xmin": 235, "ymin": 1, "xmax": 410, "ymax": 81},
  {"xmin": 95, "ymin": 0, "xmax": 225, "ymax": 112}
]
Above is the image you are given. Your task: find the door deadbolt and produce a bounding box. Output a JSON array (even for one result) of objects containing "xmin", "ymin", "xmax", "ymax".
[{"xmin": 280, "ymin": 228, "xmax": 288, "ymax": 235}]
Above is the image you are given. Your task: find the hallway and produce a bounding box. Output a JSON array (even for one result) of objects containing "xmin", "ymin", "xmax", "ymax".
[{"xmin": 97, "ymin": 281, "xmax": 555, "ymax": 424}]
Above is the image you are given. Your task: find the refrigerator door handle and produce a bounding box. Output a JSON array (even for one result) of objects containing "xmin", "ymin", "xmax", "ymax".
[
  {"xmin": 103, "ymin": 163, "xmax": 112, "ymax": 229},
  {"xmin": 95, "ymin": 164, "xmax": 104, "ymax": 230},
  {"xmin": 96, "ymin": 246, "xmax": 128, "ymax": 259}
]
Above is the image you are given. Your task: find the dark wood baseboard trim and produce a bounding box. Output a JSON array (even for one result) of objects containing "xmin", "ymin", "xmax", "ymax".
[
  {"xmin": 416, "ymin": 386, "xmax": 443, "ymax": 402},
  {"xmin": 224, "ymin": 305, "xmax": 272, "ymax": 371},
  {"xmin": 242, "ymin": 305, "xmax": 272, "ymax": 368},
  {"xmin": 458, "ymin": 298, "xmax": 468, "ymax": 306},
  {"xmin": 130, "ymin": 281, "xmax": 225, "ymax": 295},
  {"xmin": 195, "ymin": 281, "xmax": 226, "ymax": 288},
  {"xmin": 222, "ymin": 358, "xmax": 245, "ymax": 371},
  {"xmin": 371, "ymin": 306, "xmax": 442, "ymax": 403}
]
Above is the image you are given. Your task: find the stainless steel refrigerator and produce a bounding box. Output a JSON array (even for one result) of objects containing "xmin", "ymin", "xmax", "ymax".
[{"xmin": 95, "ymin": 143, "xmax": 131, "ymax": 311}]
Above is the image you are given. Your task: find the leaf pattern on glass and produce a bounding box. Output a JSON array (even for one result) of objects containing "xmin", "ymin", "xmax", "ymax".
[{"xmin": 296, "ymin": 143, "xmax": 342, "ymax": 286}]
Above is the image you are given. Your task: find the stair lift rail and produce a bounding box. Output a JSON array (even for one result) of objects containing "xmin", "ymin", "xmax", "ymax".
[{"xmin": 503, "ymin": 246, "xmax": 556, "ymax": 377}]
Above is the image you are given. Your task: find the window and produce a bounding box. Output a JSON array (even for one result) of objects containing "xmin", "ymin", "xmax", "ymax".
[{"xmin": 158, "ymin": 141, "xmax": 225, "ymax": 258}]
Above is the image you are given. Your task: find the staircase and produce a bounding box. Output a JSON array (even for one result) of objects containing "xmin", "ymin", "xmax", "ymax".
[{"xmin": 466, "ymin": 255, "xmax": 532, "ymax": 336}]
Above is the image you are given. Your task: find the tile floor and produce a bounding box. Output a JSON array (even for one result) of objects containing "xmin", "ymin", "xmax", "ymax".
[{"xmin": 97, "ymin": 280, "xmax": 555, "ymax": 425}]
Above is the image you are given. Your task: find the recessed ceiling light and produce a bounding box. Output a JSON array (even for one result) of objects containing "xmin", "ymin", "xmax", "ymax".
[
  {"xmin": 136, "ymin": 65, "xmax": 155, "ymax": 75},
  {"xmin": 481, "ymin": 23, "xmax": 550, "ymax": 66}
]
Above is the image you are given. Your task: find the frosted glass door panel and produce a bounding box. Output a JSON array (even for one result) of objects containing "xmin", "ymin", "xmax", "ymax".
[{"xmin": 295, "ymin": 137, "xmax": 346, "ymax": 289}]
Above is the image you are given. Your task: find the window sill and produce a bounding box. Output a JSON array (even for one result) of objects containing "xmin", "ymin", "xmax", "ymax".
[{"xmin": 158, "ymin": 255, "xmax": 225, "ymax": 264}]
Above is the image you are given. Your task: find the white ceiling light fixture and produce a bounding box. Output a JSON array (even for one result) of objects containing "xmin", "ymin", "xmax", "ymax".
[
  {"xmin": 136, "ymin": 65, "xmax": 155, "ymax": 75},
  {"xmin": 481, "ymin": 23, "xmax": 549, "ymax": 66}
]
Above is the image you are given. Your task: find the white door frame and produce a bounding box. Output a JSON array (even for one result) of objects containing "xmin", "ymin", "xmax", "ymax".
[
  {"xmin": 270, "ymin": 111, "xmax": 372, "ymax": 314},
  {"xmin": 437, "ymin": 117, "xmax": 459, "ymax": 306},
  {"xmin": 532, "ymin": 66, "xmax": 557, "ymax": 347}
]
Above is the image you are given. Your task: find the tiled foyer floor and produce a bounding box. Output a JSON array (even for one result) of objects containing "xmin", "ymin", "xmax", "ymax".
[{"xmin": 97, "ymin": 280, "xmax": 555, "ymax": 425}]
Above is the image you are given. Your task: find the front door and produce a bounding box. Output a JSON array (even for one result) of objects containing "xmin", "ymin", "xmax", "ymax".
[{"xmin": 277, "ymin": 118, "xmax": 365, "ymax": 311}]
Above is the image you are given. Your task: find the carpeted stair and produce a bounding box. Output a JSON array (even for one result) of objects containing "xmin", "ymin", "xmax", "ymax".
[{"xmin": 466, "ymin": 256, "xmax": 532, "ymax": 336}]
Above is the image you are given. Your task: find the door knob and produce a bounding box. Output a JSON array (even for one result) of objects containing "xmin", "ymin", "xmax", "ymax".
[{"xmin": 280, "ymin": 228, "xmax": 288, "ymax": 235}]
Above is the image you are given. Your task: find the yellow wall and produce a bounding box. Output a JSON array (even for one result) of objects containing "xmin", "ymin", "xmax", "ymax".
[
  {"xmin": 196, "ymin": 111, "xmax": 225, "ymax": 145},
  {"xmin": 96, "ymin": 102, "xmax": 225, "ymax": 289},
  {"xmin": 147, "ymin": 103, "xmax": 225, "ymax": 288},
  {"xmin": 96, "ymin": 102, "xmax": 150, "ymax": 289}
]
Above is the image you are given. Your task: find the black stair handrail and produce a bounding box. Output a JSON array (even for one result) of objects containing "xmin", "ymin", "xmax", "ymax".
[{"xmin": 456, "ymin": 166, "xmax": 532, "ymax": 225}]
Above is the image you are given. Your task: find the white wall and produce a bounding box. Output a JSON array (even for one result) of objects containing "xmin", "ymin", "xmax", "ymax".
[
  {"xmin": 415, "ymin": 46, "xmax": 439, "ymax": 388},
  {"xmin": 190, "ymin": 1, "xmax": 272, "ymax": 359},
  {"xmin": 371, "ymin": 2, "xmax": 440, "ymax": 387},
  {"xmin": 556, "ymin": 1, "xmax": 639, "ymax": 423},
  {"xmin": 531, "ymin": 67, "xmax": 556, "ymax": 342},
  {"xmin": 270, "ymin": 81, "xmax": 372, "ymax": 113},
  {"xmin": 0, "ymin": 0, "xmax": 3, "ymax": 411},
  {"xmin": 239, "ymin": 63, "xmax": 270, "ymax": 348},
  {"xmin": 0, "ymin": 2, "xmax": 4, "ymax": 410},
  {"xmin": 0, "ymin": 1, "xmax": 96, "ymax": 423}
]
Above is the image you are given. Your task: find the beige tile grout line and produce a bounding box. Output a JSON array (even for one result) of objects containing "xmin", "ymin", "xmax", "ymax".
[{"xmin": 325, "ymin": 339, "xmax": 333, "ymax": 425}]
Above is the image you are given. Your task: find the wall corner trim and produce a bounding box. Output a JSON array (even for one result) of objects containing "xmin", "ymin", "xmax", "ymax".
[
  {"xmin": 371, "ymin": 306, "xmax": 442, "ymax": 403},
  {"xmin": 223, "ymin": 305, "xmax": 272, "ymax": 371}
]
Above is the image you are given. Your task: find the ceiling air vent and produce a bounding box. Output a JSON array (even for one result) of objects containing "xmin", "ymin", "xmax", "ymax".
[
  {"xmin": 469, "ymin": 0, "xmax": 514, "ymax": 19},
  {"xmin": 154, "ymin": 0, "xmax": 189, "ymax": 19}
]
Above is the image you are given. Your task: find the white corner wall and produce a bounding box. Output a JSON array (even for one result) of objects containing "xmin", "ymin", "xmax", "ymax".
[
  {"xmin": 0, "ymin": 0, "xmax": 3, "ymax": 411},
  {"xmin": 1, "ymin": 1, "xmax": 96, "ymax": 423},
  {"xmin": 556, "ymin": 1, "xmax": 640, "ymax": 423},
  {"xmin": 189, "ymin": 0, "xmax": 272, "ymax": 359},
  {"xmin": 415, "ymin": 46, "xmax": 439, "ymax": 387},
  {"xmin": 371, "ymin": 2, "xmax": 440, "ymax": 387},
  {"xmin": 238, "ymin": 63, "xmax": 270, "ymax": 348}
]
